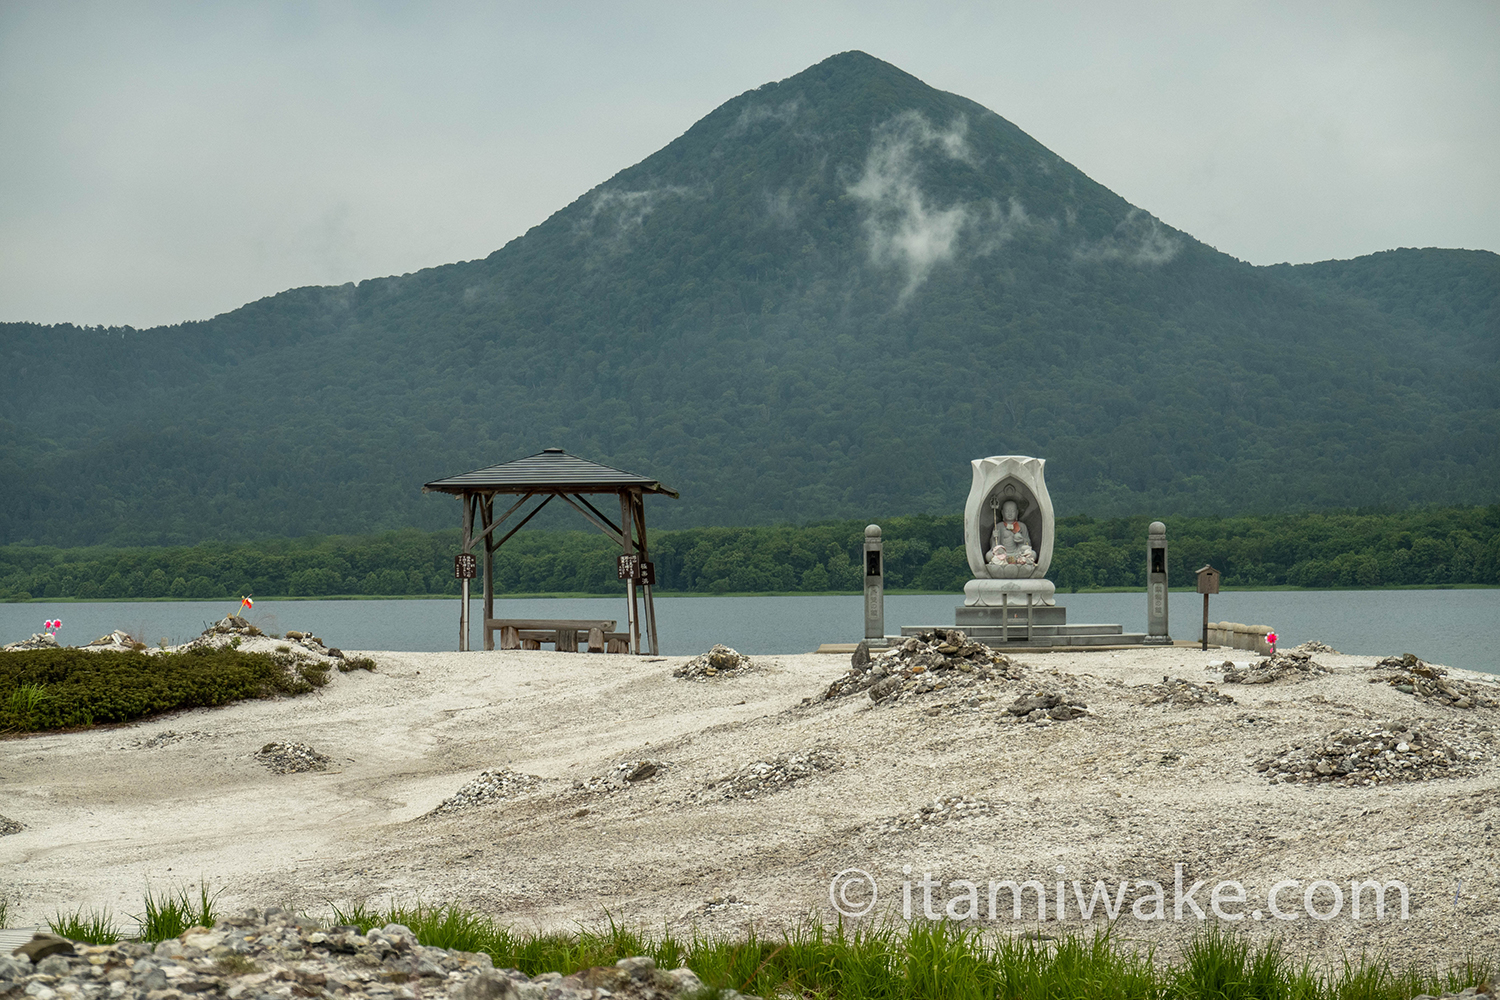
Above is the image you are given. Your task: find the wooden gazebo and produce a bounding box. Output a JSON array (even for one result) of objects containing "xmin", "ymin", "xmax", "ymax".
[{"xmin": 422, "ymin": 449, "xmax": 678, "ymax": 653}]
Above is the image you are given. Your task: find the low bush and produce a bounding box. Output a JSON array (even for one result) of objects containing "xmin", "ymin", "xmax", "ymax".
[{"xmin": 0, "ymin": 646, "xmax": 314, "ymax": 733}]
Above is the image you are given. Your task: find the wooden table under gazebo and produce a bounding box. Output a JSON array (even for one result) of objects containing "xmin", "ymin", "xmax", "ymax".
[{"xmin": 422, "ymin": 449, "xmax": 678, "ymax": 654}]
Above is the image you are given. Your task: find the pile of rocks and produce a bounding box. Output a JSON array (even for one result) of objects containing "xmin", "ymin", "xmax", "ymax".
[
  {"xmin": 1295, "ymin": 640, "xmax": 1340, "ymax": 654},
  {"xmin": 879, "ymin": 795, "xmax": 993, "ymax": 832},
  {"xmin": 83, "ymin": 630, "xmax": 146, "ymax": 650},
  {"xmin": 137, "ymin": 730, "xmax": 215, "ymax": 750},
  {"xmin": 1002, "ymin": 689, "xmax": 1089, "ymax": 723},
  {"xmin": 821, "ymin": 631, "xmax": 1023, "ymax": 706},
  {"xmin": 1215, "ymin": 649, "xmax": 1330, "ymax": 685},
  {"xmin": 0, "ymin": 814, "xmax": 20, "ymax": 836},
  {"xmin": 717, "ymin": 747, "xmax": 841, "ymax": 799},
  {"xmin": 2, "ymin": 911, "xmax": 722, "ymax": 1000},
  {"xmin": 430, "ymin": 769, "xmax": 544, "ymax": 816},
  {"xmin": 1373, "ymin": 654, "xmax": 1500, "ymax": 710},
  {"xmin": 1140, "ymin": 677, "xmax": 1235, "ymax": 708},
  {"xmin": 255, "ymin": 742, "xmax": 332, "ymax": 775},
  {"xmin": 673, "ymin": 644, "xmax": 751, "ymax": 680},
  {"xmin": 571, "ymin": 759, "xmax": 669, "ymax": 794},
  {"xmin": 1, "ymin": 633, "xmax": 60, "ymax": 651},
  {"xmin": 1254, "ymin": 721, "xmax": 1489, "ymax": 786}
]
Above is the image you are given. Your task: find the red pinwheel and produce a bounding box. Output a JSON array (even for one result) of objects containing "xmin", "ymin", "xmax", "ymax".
[{"xmin": 44, "ymin": 619, "xmax": 61, "ymax": 632}]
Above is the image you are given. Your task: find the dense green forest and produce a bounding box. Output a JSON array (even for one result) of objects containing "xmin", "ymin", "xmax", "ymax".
[
  {"xmin": 3, "ymin": 506, "xmax": 1495, "ymax": 602},
  {"xmin": 1, "ymin": 52, "xmax": 1495, "ymax": 549}
]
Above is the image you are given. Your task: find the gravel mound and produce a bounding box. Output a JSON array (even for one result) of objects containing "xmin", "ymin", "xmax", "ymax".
[
  {"xmin": 572, "ymin": 759, "xmax": 670, "ymax": 794},
  {"xmin": 716, "ymin": 747, "xmax": 841, "ymax": 799},
  {"xmin": 820, "ymin": 630, "xmax": 1024, "ymax": 705},
  {"xmin": 1254, "ymin": 721, "xmax": 1490, "ymax": 786},
  {"xmin": 0, "ymin": 909, "xmax": 717, "ymax": 1000},
  {"xmin": 1372, "ymin": 654, "xmax": 1500, "ymax": 709},
  {"xmin": 1215, "ymin": 649, "xmax": 1330, "ymax": 684},
  {"xmin": 0, "ymin": 814, "xmax": 20, "ymax": 835},
  {"xmin": 139, "ymin": 730, "xmax": 214, "ymax": 750},
  {"xmin": 256, "ymin": 742, "xmax": 332, "ymax": 774},
  {"xmin": 430, "ymin": 769, "xmax": 544, "ymax": 816},
  {"xmin": 878, "ymin": 794, "xmax": 993, "ymax": 832},
  {"xmin": 1140, "ymin": 677, "xmax": 1235, "ymax": 708},
  {"xmin": 673, "ymin": 644, "xmax": 751, "ymax": 680},
  {"xmin": 1295, "ymin": 640, "xmax": 1340, "ymax": 654}
]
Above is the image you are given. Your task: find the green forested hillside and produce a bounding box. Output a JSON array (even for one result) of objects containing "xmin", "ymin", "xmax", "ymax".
[
  {"xmin": 4, "ymin": 506, "xmax": 1496, "ymax": 602},
  {"xmin": 1, "ymin": 52, "xmax": 1496, "ymax": 548}
]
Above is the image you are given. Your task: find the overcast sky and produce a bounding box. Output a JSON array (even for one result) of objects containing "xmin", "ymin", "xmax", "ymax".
[{"xmin": 2, "ymin": 1, "xmax": 1496, "ymax": 329}]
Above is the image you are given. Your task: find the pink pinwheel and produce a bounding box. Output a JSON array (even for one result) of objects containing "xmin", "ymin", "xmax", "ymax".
[{"xmin": 44, "ymin": 619, "xmax": 61, "ymax": 632}]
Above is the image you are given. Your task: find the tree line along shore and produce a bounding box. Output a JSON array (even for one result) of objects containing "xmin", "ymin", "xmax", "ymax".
[{"xmin": 1, "ymin": 506, "xmax": 1497, "ymax": 603}]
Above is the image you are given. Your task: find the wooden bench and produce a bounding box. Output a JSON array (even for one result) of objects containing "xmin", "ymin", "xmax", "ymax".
[{"xmin": 486, "ymin": 618, "xmax": 628, "ymax": 653}]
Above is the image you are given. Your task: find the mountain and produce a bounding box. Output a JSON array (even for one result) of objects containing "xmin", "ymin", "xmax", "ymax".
[{"xmin": 2, "ymin": 52, "xmax": 1497, "ymax": 547}]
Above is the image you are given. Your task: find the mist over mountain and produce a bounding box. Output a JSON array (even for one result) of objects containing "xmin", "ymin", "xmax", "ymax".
[{"xmin": 2, "ymin": 51, "xmax": 1496, "ymax": 547}]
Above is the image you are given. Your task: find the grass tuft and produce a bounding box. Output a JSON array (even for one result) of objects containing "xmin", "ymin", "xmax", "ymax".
[
  {"xmin": 136, "ymin": 881, "xmax": 223, "ymax": 942},
  {"xmin": 48, "ymin": 906, "xmax": 121, "ymax": 944}
]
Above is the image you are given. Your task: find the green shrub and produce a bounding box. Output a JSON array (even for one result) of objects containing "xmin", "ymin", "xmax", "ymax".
[{"xmin": 0, "ymin": 647, "xmax": 314, "ymax": 733}]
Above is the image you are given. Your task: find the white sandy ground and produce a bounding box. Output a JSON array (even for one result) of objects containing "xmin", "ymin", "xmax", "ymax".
[{"xmin": 2, "ymin": 638, "xmax": 1498, "ymax": 970}]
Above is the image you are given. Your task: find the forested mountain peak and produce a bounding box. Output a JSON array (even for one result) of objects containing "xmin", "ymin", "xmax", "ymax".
[{"xmin": 1, "ymin": 54, "xmax": 1495, "ymax": 547}]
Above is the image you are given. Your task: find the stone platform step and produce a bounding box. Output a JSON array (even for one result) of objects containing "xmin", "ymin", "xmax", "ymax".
[
  {"xmin": 902, "ymin": 623, "xmax": 1147, "ymax": 648},
  {"xmin": 955, "ymin": 605, "xmax": 1068, "ymax": 626}
]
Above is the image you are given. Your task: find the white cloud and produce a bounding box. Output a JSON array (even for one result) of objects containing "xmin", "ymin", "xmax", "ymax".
[{"xmin": 848, "ymin": 112, "xmax": 977, "ymax": 299}]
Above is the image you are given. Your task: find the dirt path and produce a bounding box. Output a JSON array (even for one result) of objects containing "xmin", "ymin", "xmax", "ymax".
[{"xmin": 3, "ymin": 642, "xmax": 1498, "ymax": 967}]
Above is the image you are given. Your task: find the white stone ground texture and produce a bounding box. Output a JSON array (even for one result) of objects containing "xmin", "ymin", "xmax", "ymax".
[{"xmin": 3, "ymin": 630, "xmax": 1499, "ymax": 971}]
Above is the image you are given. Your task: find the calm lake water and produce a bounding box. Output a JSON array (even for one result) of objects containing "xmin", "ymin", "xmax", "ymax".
[{"xmin": 3, "ymin": 589, "xmax": 1496, "ymax": 675}]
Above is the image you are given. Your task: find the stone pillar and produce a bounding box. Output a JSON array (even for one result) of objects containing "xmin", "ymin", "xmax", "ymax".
[
  {"xmin": 863, "ymin": 524, "xmax": 884, "ymax": 643},
  {"xmin": 1144, "ymin": 520, "xmax": 1172, "ymax": 644}
]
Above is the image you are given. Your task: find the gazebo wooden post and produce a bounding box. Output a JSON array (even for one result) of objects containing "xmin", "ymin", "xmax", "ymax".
[
  {"xmin": 481, "ymin": 494, "xmax": 496, "ymax": 651},
  {"xmin": 632, "ymin": 491, "xmax": 660, "ymax": 655},
  {"xmin": 459, "ymin": 492, "xmax": 474, "ymax": 652},
  {"xmin": 619, "ymin": 490, "xmax": 640, "ymax": 654}
]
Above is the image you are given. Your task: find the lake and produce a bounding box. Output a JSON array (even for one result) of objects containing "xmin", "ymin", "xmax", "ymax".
[{"xmin": 2, "ymin": 589, "xmax": 1496, "ymax": 675}]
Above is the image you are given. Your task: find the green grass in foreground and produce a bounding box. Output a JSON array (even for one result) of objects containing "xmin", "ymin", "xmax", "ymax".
[
  {"xmin": 29, "ymin": 891, "xmax": 1496, "ymax": 999},
  {"xmin": 327, "ymin": 901, "xmax": 1492, "ymax": 1000},
  {"xmin": 0, "ymin": 646, "xmax": 328, "ymax": 734}
]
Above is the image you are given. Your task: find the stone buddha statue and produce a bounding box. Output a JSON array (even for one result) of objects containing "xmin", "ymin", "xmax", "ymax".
[{"xmin": 987, "ymin": 498, "xmax": 1036, "ymax": 568}]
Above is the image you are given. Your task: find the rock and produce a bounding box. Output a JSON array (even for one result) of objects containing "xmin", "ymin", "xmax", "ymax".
[
  {"xmin": 717, "ymin": 747, "xmax": 841, "ymax": 799},
  {"xmin": 1218, "ymin": 650, "xmax": 1330, "ymax": 685},
  {"xmin": 255, "ymin": 742, "xmax": 332, "ymax": 775},
  {"xmin": 461, "ymin": 971, "xmax": 519, "ymax": 1000},
  {"xmin": 824, "ymin": 629, "xmax": 1023, "ymax": 705},
  {"xmin": 674, "ymin": 644, "xmax": 751, "ymax": 681},
  {"xmin": 571, "ymin": 759, "xmax": 671, "ymax": 795},
  {"xmin": 1255, "ymin": 719, "xmax": 1490, "ymax": 786},
  {"xmin": 1372, "ymin": 654, "xmax": 1500, "ymax": 710},
  {"xmin": 0, "ymin": 814, "xmax": 20, "ymax": 836},
  {"xmin": 429, "ymin": 769, "xmax": 544, "ymax": 816},
  {"xmin": 10, "ymin": 935, "xmax": 74, "ymax": 963},
  {"xmin": 1, "ymin": 633, "xmax": 60, "ymax": 651},
  {"xmin": 1140, "ymin": 677, "xmax": 1234, "ymax": 708},
  {"xmin": 0, "ymin": 910, "xmax": 713, "ymax": 1000}
]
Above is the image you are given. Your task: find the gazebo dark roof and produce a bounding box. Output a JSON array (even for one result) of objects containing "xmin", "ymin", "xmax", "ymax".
[{"xmin": 422, "ymin": 448, "xmax": 679, "ymax": 497}]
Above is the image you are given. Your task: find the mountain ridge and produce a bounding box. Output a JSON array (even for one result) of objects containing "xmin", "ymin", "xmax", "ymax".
[{"xmin": 2, "ymin": 51, "xmax": 1496, "ymax": 547}]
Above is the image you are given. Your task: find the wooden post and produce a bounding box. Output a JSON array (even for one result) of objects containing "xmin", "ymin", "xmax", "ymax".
[
  {"xmin": 1202, "ymin": 593, "xmax": 1210, "ymax": 651},
  {"xmin": 482, "ymin": 494, "xmax": 495, "ymax": 651},
  {"xmin": 632, "ymin": 491, "xmax": 660, "ymax": 655},
  {"xmin": 619, "ymin": 491, "xmax": 638, "ymax": 654},
  {"xmin": 459, "ymin": 493, "xmax": 474, "ymax": 652}
]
